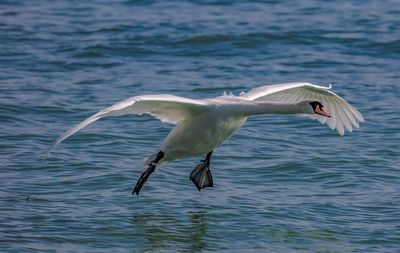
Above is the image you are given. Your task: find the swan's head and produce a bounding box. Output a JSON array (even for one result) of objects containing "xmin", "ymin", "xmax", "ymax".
[
  {"xmin": 300, "ymin": 100, "xmax": 330, "ymax": 117},
  {"xmin": 308, "ymin": 101, "xmax": 330, "ymax": 117}
]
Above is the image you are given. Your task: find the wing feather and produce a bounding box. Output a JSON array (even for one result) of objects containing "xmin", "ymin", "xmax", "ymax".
[
  {"xmin": 326, "ymin": 97, "xmax": 337, "ymax": 129},
  {"xmin": 241, "ymin": 82, "xmax": 364, "ymax": 135},
  {"xmin": 50, "ymin": 94, "xmax": 209, "ymax": 151},
  {"xmin": 341, "ymin": 103, "xmax": 354, "ymax": 132}
]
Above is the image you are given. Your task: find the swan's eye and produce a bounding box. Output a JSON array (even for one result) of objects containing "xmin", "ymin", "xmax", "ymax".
[{"xmin": 309, "ymin": 101, "xmax": 321, "ymax": 110}]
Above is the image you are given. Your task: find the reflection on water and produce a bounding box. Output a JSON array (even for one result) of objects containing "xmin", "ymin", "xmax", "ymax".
[
  {"xmin": 131, "ymin": 209, "xmax": 209, "ymax": 252},
  {"xmin": 189, "ymin": 211, "xmax": 208, "ymax": 252}
]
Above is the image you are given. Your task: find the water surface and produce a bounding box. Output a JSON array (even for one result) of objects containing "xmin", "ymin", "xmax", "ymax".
[{"xmin": 1, "ymin": 0, "xmax": 399, "ymax": 252}]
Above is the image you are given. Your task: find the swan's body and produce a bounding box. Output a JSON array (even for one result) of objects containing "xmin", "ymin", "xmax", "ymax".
[
  {"xmin": 51, "ymin": 82, "xmax": 364, "ymax": 194},
  {"xmin": 160, "ymin": 96, "xmax": 247, "ymax": 161}
]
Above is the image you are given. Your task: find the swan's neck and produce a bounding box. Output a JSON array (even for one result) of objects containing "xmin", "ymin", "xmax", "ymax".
[{"xmin": 239, "ymin": 101, "xmax": 308, "ymax": 117}]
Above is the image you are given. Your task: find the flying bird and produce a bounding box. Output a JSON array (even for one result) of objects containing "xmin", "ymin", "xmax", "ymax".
[{"xmin": 50, "ymin": 83, "xmax": 364, "ymax": 195}]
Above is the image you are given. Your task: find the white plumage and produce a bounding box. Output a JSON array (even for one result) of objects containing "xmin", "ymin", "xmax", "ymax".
[
  {"xmin": 50, "ymin": 82, "xmax": 364, "ymax": 194},
  {"xmin": 241, "ymin": 83, "xmax": 364, "ymax": 135}
]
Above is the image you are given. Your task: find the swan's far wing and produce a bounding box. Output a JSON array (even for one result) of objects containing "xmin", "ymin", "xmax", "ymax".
[
  {"xmin": 107, "ymin": 94, "xmax": 208, "ymax": 123},
  {"xmin": 50, "ymin": 94, "xmax": 209, "ymax": 150},
  {"xmin": 241, "ymin": 82, "xmax": 364, "ymax": 135}
]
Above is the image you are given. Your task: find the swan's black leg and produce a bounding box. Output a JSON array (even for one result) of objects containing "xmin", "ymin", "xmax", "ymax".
[
  {"xmin": 204, "ymin": 151, "xmax": 212, "ymax": 167},
  {"xmin": 190, "ymin": 151, "xmax": 214, "ymax": 191},
  {"xmin": 132, "ymin": 151, "xmax": 164, "ymax": 195}
]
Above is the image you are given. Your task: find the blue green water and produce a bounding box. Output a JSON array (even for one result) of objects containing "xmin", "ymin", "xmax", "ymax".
[{"xmin": 1, "ymin": 0, "xmax": 399, "ymax": 252}]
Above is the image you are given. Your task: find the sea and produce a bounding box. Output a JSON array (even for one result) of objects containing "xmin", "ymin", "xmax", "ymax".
[{"xmin": 1, "ymin": 0, "xmax": 399, "ymax": 252}]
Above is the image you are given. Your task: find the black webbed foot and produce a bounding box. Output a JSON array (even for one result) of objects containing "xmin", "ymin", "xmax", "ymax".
[
  {"xmin": 190, "ymin": 164, "xmax": 214, "ymax": 191},
  {"xmin": 190, "ymin": 151, "xmax": 214, "ymax": 191},
  {"xmin": 132, "ymin": 165, "xmax": 155, "ymax": 195},
  {"xmin": 132, "ymin": 151, "xmax": 164, "ymax": 195}
]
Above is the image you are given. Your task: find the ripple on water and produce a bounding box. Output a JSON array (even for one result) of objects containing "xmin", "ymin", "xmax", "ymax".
[{"xmin": 1, "ymin": 0, "xmax": 400, "ymax": 252}]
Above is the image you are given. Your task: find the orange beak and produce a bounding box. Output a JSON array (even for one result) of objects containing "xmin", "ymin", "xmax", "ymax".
[{"xmin": 315, "ymin": 105, "xmax": 330, "ymax": 117}]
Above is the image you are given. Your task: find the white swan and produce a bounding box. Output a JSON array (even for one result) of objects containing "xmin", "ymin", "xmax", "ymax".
[{"xmin": 50, "ymin": 82, "xmax": 364, "ymax": 195}]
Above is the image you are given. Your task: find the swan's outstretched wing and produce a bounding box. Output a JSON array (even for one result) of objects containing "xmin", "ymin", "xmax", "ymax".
[
  {"xmin": 51, "ymin": 94, "xmax": 209, "ymax": 150},
  {"xmin": 241, "ymin": 82, "xmax": 364, "ymax": 135}
]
